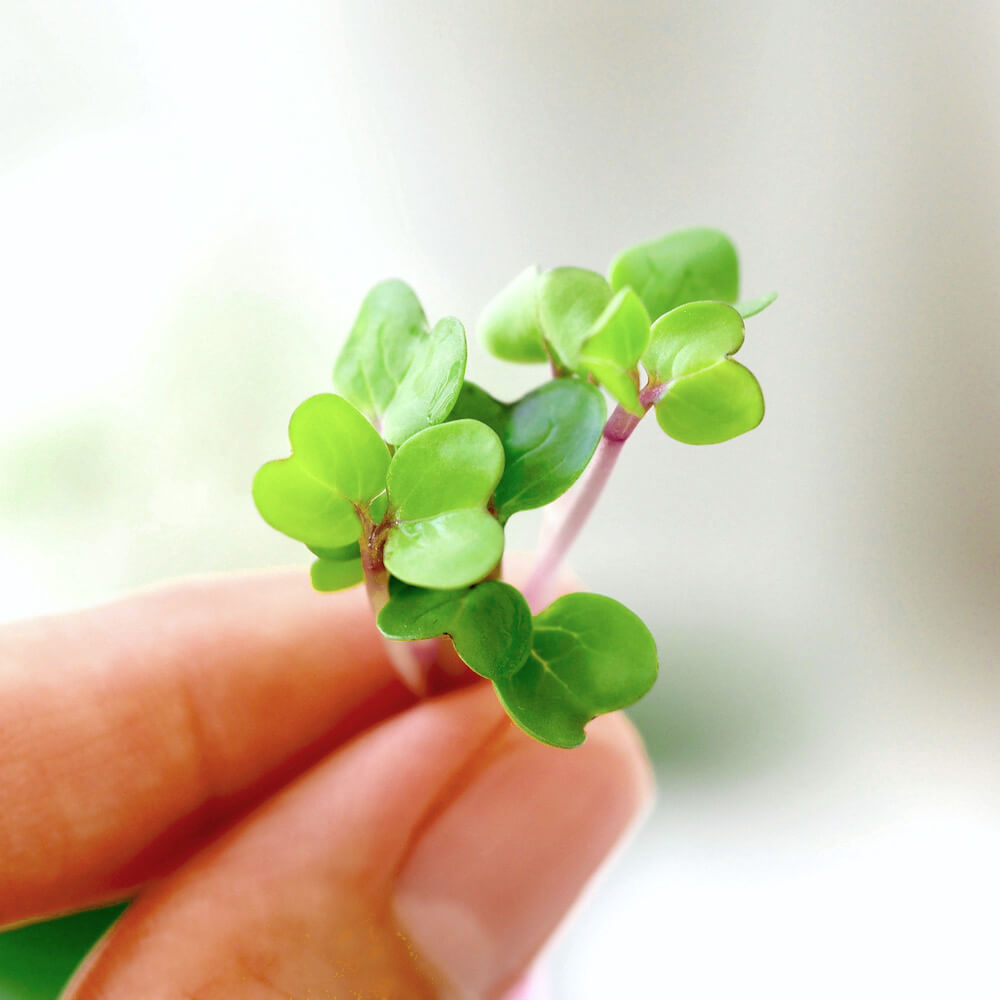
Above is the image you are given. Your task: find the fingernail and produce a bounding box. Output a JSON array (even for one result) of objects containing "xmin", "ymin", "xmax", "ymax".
[{"xmin": 393, "ymin": 713, "xmax": 652, "ymax": 999}]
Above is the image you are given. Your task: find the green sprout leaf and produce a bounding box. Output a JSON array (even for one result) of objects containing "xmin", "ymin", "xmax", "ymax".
[
  {"xmin": 609, "ymin": 227, "xmax": 739, "ymax": 321},
  {"xmin": 477, "ymin": 265, "xmax": 548, "ymax": 363},
  {"xmin": 333, "ymin": 280, "xmax": 467, "ymax": 445},
  {"xmin": 643, "ymin": 301, "xmax": 764, "ymax": 445},
  {"xmin": 578, "ymin": 288, "xmax": 651, "ymax": 415},
  {"xmin": 310, "ymin": 556, "xmax": 364, "ymax": 592},
  {"xmin": 448, "ymin": 380, "xmax": 605, "ymax": 521},
  {"xmin": 307, "ymin": 541, "xmax": 361, "ymax": 561},
  {"xmin": 537, "ymin": 267, "xmax": 614, "ymax": 372},
  {"xmin": 377, "ymin": 580, "xmax": 533, "ymax": 679},
  {"xmin": 308, "ymin": 542, "xmax": 363, "ymax": 592},
  {"xmin": 493, "ymin": 593, "xmax": 658, "ymax": 748},
  {"xmin": 383, "ymin": 419, "xmax": 505, "ymax": 588},
  {"xmin": 380, "ymin": 317, "xmax": 467, "ymax": 445},
  {"xmin": 734, "ymin": 290, "xmax": 778, "ymax": 319},
  {"xmin": 253, "ymin": 394, "xmax": 390, "ymax": 548},
  {"xmin": 333, "ymin": 280, "xmax": 427, "ymax": 418},
  {"xmin": 446, "ymin": 381, "xmax": 509, "ymax": 433}
]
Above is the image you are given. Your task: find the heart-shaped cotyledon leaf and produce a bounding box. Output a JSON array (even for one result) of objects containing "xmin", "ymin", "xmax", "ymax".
[
  {"xmin": 333, "ymin": 280, "xmax": 467, "ymax": 445},
  {"xmin": 578, "ymin": 287, "xmax": 651, "ymax": 415},
  {"xmin": 382, "ymin": 419, "xmax": 505, "ymax": 589},
  {"xmin": 477, "ymin": 265, "xmax": 548, "ymax": 363},
  {"xmin": 253, "ymin": 393, "xmax": 390, "ymax": 549},
  {"xmin": 493, "ymin": 593, "xmax": 658, "ymax": 748},
  {"xmin": 609, "ymin": 227, "xmax": 739, "ymax": 322},
  {"xmin": 448, "ymin": 379, "xmax": 605, "ymax": 521},
  {"xmin": 537, "ymin": 267, "xmax": 614, "ymax": 372},
  {"xmin": 307, "ymin": 542, "xmax": 364, "ymax": 593},
  {"xmin": 643, "ymin": 301, "xmax": 764, "ymax": 445},
  {"xmin": 377, "ymin": 579, "xmax": 533, "ymax": 680}
]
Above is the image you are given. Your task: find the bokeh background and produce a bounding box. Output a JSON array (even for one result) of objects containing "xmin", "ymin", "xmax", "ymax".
[{"xmin": 2, "ymin": 2, "xmax": 998, "ymax": 997}]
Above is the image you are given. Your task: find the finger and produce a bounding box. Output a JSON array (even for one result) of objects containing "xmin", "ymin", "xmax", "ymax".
[
  {"xmin": 65, "ymin": 684, "xmax": 652, "ymax": 1000},
  {"xmin": 0, "ymin": 571, "xmax": 414, "ymax": 926}
]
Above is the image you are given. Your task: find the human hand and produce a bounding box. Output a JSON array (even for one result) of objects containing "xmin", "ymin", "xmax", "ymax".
[{"xmin": 0, "ymin": 572, "xmax": 651, "ymax": 999}]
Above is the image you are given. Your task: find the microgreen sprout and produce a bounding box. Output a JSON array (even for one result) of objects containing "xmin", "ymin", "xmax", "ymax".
[{"xmin": 253, "ymin": 227, "xmax": 775, "ymax": 747}]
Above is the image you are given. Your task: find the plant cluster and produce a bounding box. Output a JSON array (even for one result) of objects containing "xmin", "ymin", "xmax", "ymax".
[{"xmin": 253, "ymin": 228, "xmax": 774, "ymax": 747}]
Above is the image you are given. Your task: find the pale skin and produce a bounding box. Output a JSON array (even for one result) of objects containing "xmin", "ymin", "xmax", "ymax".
[{"xmin": 0, "ymin": 571, "xmax": 651, "ymax": 999}]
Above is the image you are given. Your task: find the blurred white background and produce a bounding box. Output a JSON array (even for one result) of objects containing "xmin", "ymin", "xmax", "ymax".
[{"xmin": 1, "ymin": 1, "xmax": 998, "ymax": 996}]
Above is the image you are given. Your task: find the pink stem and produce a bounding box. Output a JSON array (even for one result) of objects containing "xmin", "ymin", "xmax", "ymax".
[
  {"xmin": 362, "ymin": 533, "xmax": 433, "ymax": 695},
  {"xmin": 522, "ymin": 383, "xmax": 664, "ymax": 612}
]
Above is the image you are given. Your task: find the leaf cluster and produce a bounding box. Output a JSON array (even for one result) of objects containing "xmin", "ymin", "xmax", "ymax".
[
  {"xmin": 252, "ymin": 228, "xmax": 776, "ymax": 746},
  {"xmin": 479, "ymin": 226, "xmax": 775, "ymax": 443}
]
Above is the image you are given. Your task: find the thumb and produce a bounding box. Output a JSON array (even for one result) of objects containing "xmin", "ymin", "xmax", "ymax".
[{"xmin": 65, "ymin": 684, "xmax": 651, "ymax": 1000}]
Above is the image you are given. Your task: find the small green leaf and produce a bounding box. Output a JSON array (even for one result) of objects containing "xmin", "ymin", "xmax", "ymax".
[
  {"xmin": 253, "ymin": 394, "xmax": 390, "ymax": 548},
  {"xmin": 493, "ymin": 593, "xmax": 658, "ymax": 748},
  {"xmin": 478, "ymin": 266, "xmax": 548, "ymax": 363},
  {"xmin": 253, "ymin": 461, "xmax": 360, "ymax": 548},
  {"xmin": 493, "ymin": 381, "xmax": 605, "ymax": 519},
  {"xmin": 537, "ymin": 267, "xmax": 614, "ymax": 371},
  {"xmin": 609, "ymin": 227, "xmax": 739, "ymax": 321},
  {"xmin": 386, "ymin": 419, "xmax": 504, "ymax": 519},
  {"xmin": 578, "ymin": 288, "xmax": 651, "ymax": 415},
  {"xmin": 307, "ymin": 541, "xmax": 363, "ymax": 592},
  {"xmin": 333, "ymin": 281, "xmax": 467, "ymax": 444},
  {"xmin": 377, "ymin": 580, "xmax": 533, "ymax": 679},
  {"xmin": 333, "ymin": 280, "xmax": 429, "ymax": 419},
  {"xmin": 308, "ymin": 541, "xmax": 361, "ymax": 561},
  {"xmin": 384, "ymin": 511, "xmax": 504, "ymax": 590},
  {"xmin": 448, "ymin": 380, "xmax": 606, "ymax": 521},
  {"xmin": 655, "ymin": 361, "xmax": 764, "ymax": 445},
  {"xmin": 643, "ymin": 301, "xmax": 745, "ymax": 380},
  {"xmin": 383, "ymin": 420, "xmax": 505, "ymax": 588},
  {"xmin": 380, "ymin": 317, "xmax": 467, "ymax": 445},
  {"xmin": 734, "ymin": 290, "xmax": 778, "ymax": 319},
  {"xmin": 310, "ymin": 556, "xmax": 364, "ymax": 592},
  {"xmin": 643, "ymin": 302, "xmax": 764, "ymax": 445},
  {"xmin": 447, "ymin": 381, "xmax": 509, "ymax": 435}
]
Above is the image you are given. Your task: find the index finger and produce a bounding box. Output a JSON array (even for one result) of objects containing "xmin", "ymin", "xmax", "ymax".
[{"xmin": 0, "ymin": 571, "xmax": 414, "ymax": 927}]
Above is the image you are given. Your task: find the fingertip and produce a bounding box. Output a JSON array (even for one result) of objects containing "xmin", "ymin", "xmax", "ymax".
[{"xmin": 393, "ymin": 708, "xmax": 653, "ymax": 998}]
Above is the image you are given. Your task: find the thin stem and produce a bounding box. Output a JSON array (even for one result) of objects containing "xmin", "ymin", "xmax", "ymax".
[
  {"xmin": 360, "ymin": 518, "xmax": 432, "ymax": 695},
  {"xmin": 522, "ymin": 381, "xmax": 666, "ymax": 612},
  {"xmin": 362, "ymin": 551, "xmax": 390, "ymax": 615}
]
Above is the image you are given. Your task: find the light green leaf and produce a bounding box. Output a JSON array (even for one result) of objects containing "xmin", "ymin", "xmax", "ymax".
[
  {"xmin": 253, "ymin": 460, "xmax": 360, "ymax": 548},
  {"xmin": 307, "ymin": 540, "xmax": 363, "ymax": 592},
  {"xmin": 446, "ymin": 381, "xmax": 509, "ymax": 436},
  {"xmin": 386, "ymin": 419, "xmax": 504, "ymax": 519},
  {"xmin": 578, "ymin": 288, "xmax": 651, "ymax": 415},
  {"xmin": 333, "ymin": 281, "xmax": 467, "ymax": 444},
  {"xmin": 537, "ymin": 267, "xmax": 614, "ymax": 371},
  {"xmin": 609, "ymin": 227, "xmax": 739, "ymax": 321},
  {"xmin": 734, "ymin": 290, "xmax": 778, "ymax": 319},
  {"xmin": 448, "ymin": 380, "xmax": 606, "ymax": 521},
  {"xmin": 310, "ymin": 556, "xmax": 364, "ymax": 592},
  {"xmin": 384, "ymin": 510, "xmax": 504, "ymax": 590},
  {"xmin": 333, "ymin": 280, "xmax": 428, "ymax": 420},
  {"xmin": 377, "ymin": 580, "xmax": 533, "ymax": 679},
  {"xmin": 478, "ymin": 266, "xmax": 548, "ymax": 363},
  {"xmin": 643, "ymin": 302, "xmax": 764, "ymax": 445},
  {"xmin": 252, "ymin": 394, "xmax": 390, "ymax": 548},
  {"xmin": 643, "ymin": 301, "xmax": 745, "ymax": 381},
  {"xmin": 493, "ymin": 593, "xmax": 658, "ymax": 748},
  {"xmin": 654, "ymin": 360, "xmax": 764, "ymax": 445},
  {"xmin": 380, "ymin": 316, "xmax": 467, "ymax": 445},
  {"xmin": 383, "ymin": 420, "xmax": 505, "ymax": 588},
  {"xmin": 308, "ymin": 541, "xmax": 361, "ymax": 561}
]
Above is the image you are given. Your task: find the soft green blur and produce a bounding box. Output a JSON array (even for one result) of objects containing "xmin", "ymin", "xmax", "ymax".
[{"xmin": 0, "ymin": 908, "xmax": 124, "ymax": 1000}]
